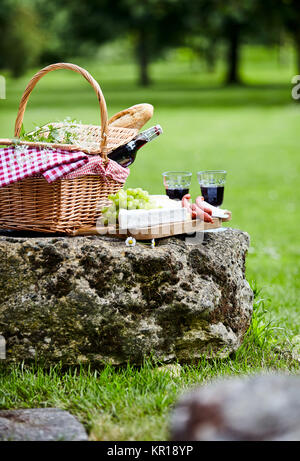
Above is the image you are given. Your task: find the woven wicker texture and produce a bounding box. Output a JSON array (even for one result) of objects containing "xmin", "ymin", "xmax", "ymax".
[
  {"xmin": 24, "ymin": 122, "xmax": 138, "ymax": 155},
  {"xmin": 0, "ymin": 62, "xmax": 138, "ymax": 155},
  {"xmin": 0, "ymin": 63, "xmax": 130, "ymax": 234},
  {"xmin": 0, "ymin": 125, "xmax": 138, "ymax": 155},
  {"xmin": 0, "ymin": 176, "xmax": 122, "ymax": 234}
]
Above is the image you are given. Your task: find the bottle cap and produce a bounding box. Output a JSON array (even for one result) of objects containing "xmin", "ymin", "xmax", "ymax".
[{"xmin": 154, "ymin": 125, "xmax": 163, "ymax": 135}]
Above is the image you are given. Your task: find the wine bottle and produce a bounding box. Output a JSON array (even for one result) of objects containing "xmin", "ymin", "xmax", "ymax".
[{"xmin": 108, "ymin": 125, "xmax": 163, "ymax": 167}]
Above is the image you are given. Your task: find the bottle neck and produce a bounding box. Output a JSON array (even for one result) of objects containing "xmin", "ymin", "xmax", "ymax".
[
  {"xmin": 136, "ymin": 125, "xmax": 163, "ymax": 143},
  {"xmin": 107, "ymin": 124, "xmax": 163, "ymax": 167}
]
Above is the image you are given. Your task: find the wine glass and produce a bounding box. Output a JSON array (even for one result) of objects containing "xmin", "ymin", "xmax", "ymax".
[
  {"xmin": 162, "ymin": 171, "xmax": 192, "ymax": 200},
  {"xmin": 197, "ymin": 170, "xmax": 227, "ymax": 207}
]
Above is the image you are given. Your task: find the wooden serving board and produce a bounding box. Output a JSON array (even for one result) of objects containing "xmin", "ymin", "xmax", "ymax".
[{"xmin": 73, "ymin": 217, "xmax": 223, "ymax": 239}]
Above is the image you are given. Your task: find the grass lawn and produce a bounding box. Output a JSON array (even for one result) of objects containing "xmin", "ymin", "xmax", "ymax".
[{"xmin": 0, "ymin": 47, "xmax": 299, "ymax": 440}]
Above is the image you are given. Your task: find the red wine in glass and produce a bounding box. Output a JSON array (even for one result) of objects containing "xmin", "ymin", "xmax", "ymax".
[
  {"xmin": 162, "ymin": 172, "xmax": 192, "ymax": 201},
  {"xmin": 200, "ymin": 185, "xmax": 224, "ymax": 207},
  {"xmin": 197, "ymin": 170, "xmax": 227, "ymax": 207},
  {"xmin": 166, "ymin": 187, "xmax": 189, "ymax": 200}
]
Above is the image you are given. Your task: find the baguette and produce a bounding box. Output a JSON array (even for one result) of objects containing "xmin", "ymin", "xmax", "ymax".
[{"xmin": 108, "ymin": 103, "xmax": 154, "ymax": 130}]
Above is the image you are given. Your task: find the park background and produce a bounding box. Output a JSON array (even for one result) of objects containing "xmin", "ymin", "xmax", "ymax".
[{"xmin": 0, "ymin": 0, "xmax": 299, "ymax": 440}]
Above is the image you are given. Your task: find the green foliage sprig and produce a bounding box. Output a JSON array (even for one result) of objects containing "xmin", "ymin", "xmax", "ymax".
[{"xmin": 20, "ymin": 118, "xmax": 80, "ymax": 145}]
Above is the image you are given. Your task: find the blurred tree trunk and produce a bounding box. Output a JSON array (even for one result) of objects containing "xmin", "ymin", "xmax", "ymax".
[
  {"xmin": 291, "ymin": 0, "xmax": 300, "ymax": 77},
  {"xmin": 294, "ymin": 32, "xmax": 300, "ymax": 77},
  {"xmin": 225, "ymin": 22, "xmax": 241, "ymax": 85},
  {"xmin": 205, "ymin": 40, "xmax": 217, "ymax": 73},
  {"xmin": 136, "ymin": 28, "xmax": 151, "ymax": 86}
]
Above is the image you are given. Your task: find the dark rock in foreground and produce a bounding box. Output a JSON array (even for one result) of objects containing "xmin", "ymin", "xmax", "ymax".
[
  {"xmin": 0, "ymin": 408, "xmax": 88, "ymax": 441},
  {"xmin": 170, "ymin": 374, "xmax": 300, "ymax": 441},
  {"xmin": 0, "ymin": 229, "xmax": 253, "ymax": 366}
]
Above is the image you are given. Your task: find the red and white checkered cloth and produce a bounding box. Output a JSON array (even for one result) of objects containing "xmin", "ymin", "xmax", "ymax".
[
  {"xmin": 0, "ymin": 146, "xmax": 88, "ymax": 187},
  {"xmin": 0, "ymin": 147, "xmax": 129, "ymax": 187},
  {"xmin": 64, "ymin": 155, "xmax": 130, "ymax": 184}
]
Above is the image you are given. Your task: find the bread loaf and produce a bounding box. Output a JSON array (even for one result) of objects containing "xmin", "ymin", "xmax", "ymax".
[{"xmin": 108, "ymin": 103, "xmax": 154, "ymax": 130}]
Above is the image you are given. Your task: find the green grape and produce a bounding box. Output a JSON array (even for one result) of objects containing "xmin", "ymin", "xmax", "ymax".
[
  {"xmin": 127, "ymin": 199, "xmax": 136, "ymax": 210},
  {"xmin": 119, "ymin": 199, "xmax": 127, "ymax": 209},
  {"xmin": 104, "ymin": 188, "xmax": 154, "ymax": 221},
  {"xmin": 118, "ymin": 190, "xmax": 127, "ymax": 199},
  {"xmin": 131, "ymin": 199, "xmax": 139, "ymax": 209},
  {"xmin": 139, "ymin": 192, "xmax": 149, "ymax": 201},
  {"xmin": 144, "ymin": 202, "xmax": 153, "ymax": 210},
  {"xmin": 107, "ymin": 211, "xmax": 117, "ymax": 223}
]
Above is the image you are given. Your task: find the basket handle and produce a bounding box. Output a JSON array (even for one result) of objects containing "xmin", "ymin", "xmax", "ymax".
[{"xmin": 14, "ymin": 63, "xmax": 109, "ymax": 160}]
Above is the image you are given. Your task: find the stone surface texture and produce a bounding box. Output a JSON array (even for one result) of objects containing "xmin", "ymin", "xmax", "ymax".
[
  {"xmin": 170, "ymin": 374, "xmax": 300, "ymax": 441},
  {"xmin": 0, "ymin": 228, "xmax": 253, "ymax": 366},
  {"xmin": 0, "ymin": 408, "xmax": 88, "ymax": 441}
]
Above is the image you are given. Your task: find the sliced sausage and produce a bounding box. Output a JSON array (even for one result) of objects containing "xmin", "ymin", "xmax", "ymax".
[
  {"xmin": 182, "ymin": 194, "xmax": 194, "ymax": 218},
  {"xmin": 193, "ymin": 202, "xmax": 213, "ymax": 223},
  {"xmin": 196, "ymin": 196, "xmax": 212, "ymax": 215}
]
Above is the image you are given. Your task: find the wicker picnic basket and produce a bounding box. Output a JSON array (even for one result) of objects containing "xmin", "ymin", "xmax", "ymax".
[{"xmin": 0, "ymin": 63, "xmax": 139, "ymax": 234}]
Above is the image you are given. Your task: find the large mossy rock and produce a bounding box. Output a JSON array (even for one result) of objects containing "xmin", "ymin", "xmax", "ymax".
[{"xmin": 0, "ymin": 229, "xmax": 253, "ymax": 366}]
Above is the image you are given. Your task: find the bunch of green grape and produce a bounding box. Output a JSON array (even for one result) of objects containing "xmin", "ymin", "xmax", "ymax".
[{"xmin": 101, "ymin": 188, "xmax": 156, "ymax": 225}]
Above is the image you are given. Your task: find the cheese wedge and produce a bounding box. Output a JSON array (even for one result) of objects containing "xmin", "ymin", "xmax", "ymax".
[
  {"xmin": 201, "ymin": 201, "xmax": 229, "ymax": 219},
  {"xmin": 150, "ymin": 195, "xmax": 182, "ymax": 209},
  {"xmin": 119, "ymin": 206, "xmax": 188, "ymax": 230}
]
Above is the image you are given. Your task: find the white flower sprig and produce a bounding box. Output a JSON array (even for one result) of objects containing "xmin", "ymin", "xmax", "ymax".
[
  {"xmin": 125, "ymin": 236, "xmax": 136, "ymax": 247},
  {"xmin": 125, "ymin": 238, "xmax": 157, "ymax": 250},
  {"xmin": 20, "ymin": 118, "xmax": 81, "ymax": 146}
]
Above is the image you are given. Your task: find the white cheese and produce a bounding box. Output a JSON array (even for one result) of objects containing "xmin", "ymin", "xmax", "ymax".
[
  {"xmin": 119, "ymin": 206, "xmax": 188, "ymax": 230},
  {"xmin": 149, "ymin": 195, "xmax": 183, "ymax": 209},
  {"xmin": 201, "ymin": 201, "xmax": 229, "ymax": 218}
]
